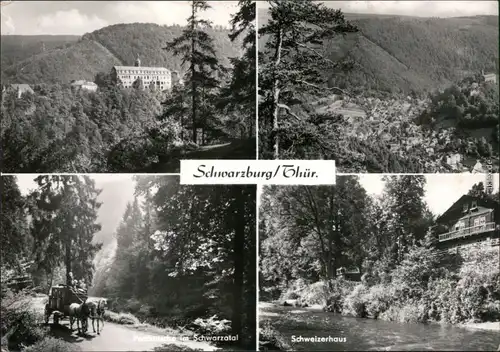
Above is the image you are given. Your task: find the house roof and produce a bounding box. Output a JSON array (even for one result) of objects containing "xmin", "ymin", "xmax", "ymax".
[
  {"xmin": 71, "ymin": 80, "xmax": 97, "ymax": 86},
  {"xmin": 10, "ymin": 84, "xmax": 34, "ymax": 92},
  {"xmin": 114, "ymin": 66, "xmax": 170, "ymax": 73},
  {"xmin": 436, "ymin": 194, "xmax": 499, "ymax": 223}
]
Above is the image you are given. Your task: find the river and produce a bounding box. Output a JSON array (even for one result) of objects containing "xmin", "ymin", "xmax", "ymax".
[{"xmin": 260, "ymin": 302, "xmax": 499, "ymax": 351}]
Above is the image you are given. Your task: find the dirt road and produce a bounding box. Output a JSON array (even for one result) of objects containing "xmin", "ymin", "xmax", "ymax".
[
  {"xmin": 29, "ymin": 294, "xmax": 218, "ymax": 351},
  {"xmin": 52, "ymin": 320, "xmax": 218, "ymax": 351}
]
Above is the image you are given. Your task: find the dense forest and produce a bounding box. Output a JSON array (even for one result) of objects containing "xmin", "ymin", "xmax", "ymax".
[
  {"xmin": 418, "ymin": 73, "xmax": 499, "ymax": 133},
  {"xmin": 1, "ymin": 0, "xmax": 256, "ymax": 173},
  {"xmin": 1, "ymin": 175, "xmax": 256, "ymax": 351},
  {"xmin": 92, "ymin": 177, "xmax": 256, "ymax": 349},
  {"xmin": 260, "ymin": 177, "xmax": 500, "ymax": 349},
  {"xmin": 258, "ymin": 10, "xmax": 498, "ymax": 95}
]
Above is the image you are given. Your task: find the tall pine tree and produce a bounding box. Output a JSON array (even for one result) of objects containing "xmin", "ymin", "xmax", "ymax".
[
  {"xmin": 28, "ymin": 176, "xmax": 102, "ymax": 286},
  {"xmin": 164, "ymin": 0, "xmax": 222, "ymax": 145},
  {"xmin": 218, "ymin": 0, "xmax": 256, "ymax": 138},
  {"xmin": 259, "ymin": 0, "xmax": 358, "ymax": 158}
]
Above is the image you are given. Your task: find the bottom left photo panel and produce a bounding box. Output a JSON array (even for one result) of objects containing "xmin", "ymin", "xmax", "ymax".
[{"xmin": 1, "ymin": 174, "xmax": 257, "ymax": 352}]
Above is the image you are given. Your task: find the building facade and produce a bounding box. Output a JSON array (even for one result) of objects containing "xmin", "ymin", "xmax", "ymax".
[
  {"xmin": 112, "ymin": 57, "xmax": 172, "ymax": 91},
  {"xmin": 9, "ymin": 84, "xmax": 34, "ymax": 99},
  {"xmin": 436, "ymin": 194, "xmax": 500, "ymax": 253},
  {"xmin": 481, "ymin": 70, "xmax": 497, "ymax": 84},
  {"xmin": 70, "ymin": 80, "xmax": 98, "ymax": 92}
]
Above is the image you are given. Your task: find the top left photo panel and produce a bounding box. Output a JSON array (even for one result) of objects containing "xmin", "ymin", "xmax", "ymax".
[{"xmin": 1, "ymin": 0, "xmax": 256, "ymax": 174}]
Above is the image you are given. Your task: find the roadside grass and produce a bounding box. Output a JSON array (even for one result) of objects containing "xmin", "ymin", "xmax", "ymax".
[
  {"xmin": 22, "ymin": 337, "xmax": 79, "ymax": 352},
  {"xmin": 103, "ymin": 310, "xmax": 140, "ymax": 325}
]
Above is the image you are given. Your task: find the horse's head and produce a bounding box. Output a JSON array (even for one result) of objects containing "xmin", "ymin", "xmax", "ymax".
[
  {"xmin": 81, "ymin": 301, "xmax": 92, "ymax": 318},
  {"xmin": 85, "ymin": 301, "xmax": 96, "ymax": 316},
  {"xmin": 99, "ymin": 299, "xmax": 108, "ymax": 311}
]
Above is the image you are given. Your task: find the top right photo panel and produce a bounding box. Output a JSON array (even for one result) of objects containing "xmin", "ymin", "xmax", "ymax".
[{"xmin": 258, "ymin": 0, "xmax": 499, "ymax": 173}]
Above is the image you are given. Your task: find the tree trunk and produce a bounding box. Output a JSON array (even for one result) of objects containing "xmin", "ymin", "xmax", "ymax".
[
  {"xmin": 65, "ymin": 235, "xmax": 72, "ymax": 286},
  {"xmin": 246, "ymin": 189, "xmax": 256, "ymax": 349},
  {"xmin": 231, "ymin": 187, "xmax": 245, "ymax": 341},
  {"xmin": 191, "ymin": 2, "xmax": 197, "ymax": 144},
  {"xmin": 272, "ymin": 27, "xmax": 283, "ymax": 159}
]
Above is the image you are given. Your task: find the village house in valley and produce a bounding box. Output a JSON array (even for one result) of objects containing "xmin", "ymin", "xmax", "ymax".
[
  {"xmin": 6, "ymin": 84, "xmax": 34, "ymax": 99},
  {"xmin": 482, "ymin": 70, "xmax": 497, "ymax": 84},
  {"xmin": 435, "ymin": 194, "xmax": 500, "ymax": 259}
]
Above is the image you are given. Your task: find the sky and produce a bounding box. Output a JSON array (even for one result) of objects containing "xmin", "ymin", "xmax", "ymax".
[
  {"xmin": 0, "ymin": 1, "xmax": 239, "ymax": 35},
  {"xmin": 358, "ymin": 173, "xmax": 499, "ymax": 216},
  {"xmin": 257, "ymin": 1, "xmax": 499, "ymax": 18},
  {"xmin": 16, "ymin": 174, "xmax": 135, "ymax": 195},
  {"xmin": 257, "ymin": 174, "xmax": 499, "ymax": 218}
]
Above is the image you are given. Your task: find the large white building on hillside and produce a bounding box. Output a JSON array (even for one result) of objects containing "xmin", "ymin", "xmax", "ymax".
[{"xmin": 112, "ymin": 57, "xmax": 175, "ymax": 91}]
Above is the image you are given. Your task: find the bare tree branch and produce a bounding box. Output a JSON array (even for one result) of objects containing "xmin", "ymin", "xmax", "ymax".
[
  {"xmin": 296, "ymin": 79, "xmax": 351, "ymax": 96},
  {"xmin": 277, "ymin": 103, "xmax": 301, "ymax": 121}
]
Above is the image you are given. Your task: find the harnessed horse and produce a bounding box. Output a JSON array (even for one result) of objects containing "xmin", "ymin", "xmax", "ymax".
[
  {"xmin": 87, "ymin": 299, "xmax": 107, "ymax": 335},
  {"xmin": 68, "ymin": 301, "xmax": 91, "ymax": 335}
]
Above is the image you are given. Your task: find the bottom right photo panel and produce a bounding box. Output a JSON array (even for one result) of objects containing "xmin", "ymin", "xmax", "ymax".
[{"xmin": 259, "ymin": 174, "xmax": 500, "ymax": 351}]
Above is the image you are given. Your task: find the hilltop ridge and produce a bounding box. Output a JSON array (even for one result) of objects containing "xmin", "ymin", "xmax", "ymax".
[
  {"xmin": 258, "ymin": 12, "xmax": 498, "ymax": 94},
  {"xmin": 1, "ymin": 23, "xmax": 242, "ymax": 84}
]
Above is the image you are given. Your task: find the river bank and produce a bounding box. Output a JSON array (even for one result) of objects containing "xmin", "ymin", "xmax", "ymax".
[
  {"xmin": 272, "ymin": 299, "xmax": 500, "ymax": 332},
  {"xmin": 260, "ymin": 301, "xmax": 500, "ymax": 351},
  {"xmin": 460, "ymin": 321, "xmax": 500, "ymax": 332}
]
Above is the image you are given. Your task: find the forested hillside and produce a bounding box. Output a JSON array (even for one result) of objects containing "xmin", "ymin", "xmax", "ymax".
[
  {"xmin": 1, "ymin": 83, "xmax": 167, "ymax": 172},
  {"xmin": 258, "ymin": 11, "xmax": 498, "ymax": 94},
  {"xmin": 0, "ymin": 35, "xmax": 79, "ymax": 69},
  {"xmin": 1, "ymin": 23, "xmax": 242, "ymax": 84}
]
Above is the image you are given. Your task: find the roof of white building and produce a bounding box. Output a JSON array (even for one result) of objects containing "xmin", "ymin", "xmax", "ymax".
[
  {"xmin": 10, "ymin": 84, "xmax": 34, "ymax": 92},
  {"xmin": 114, "ymin": 66, "xmax": 170, "ymax": 73},
  {"xmin": 71, "ymin": 80, "xmax": 97, "ymax": 86}
]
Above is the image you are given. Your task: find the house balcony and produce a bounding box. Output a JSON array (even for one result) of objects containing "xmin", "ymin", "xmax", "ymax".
[{"xmin": 438, "ymin": 222, "xmax": 496, "ymax": 242}]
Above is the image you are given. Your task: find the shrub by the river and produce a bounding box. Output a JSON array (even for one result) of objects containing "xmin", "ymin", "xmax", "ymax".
[
  {"xmin": 295, "ymin": 281, "xmax": 328, "ymax": 306},
  {"xmin": 289, "ymin": 245, "xmax": 499, "ymax": 326},
  {"xmin": 364, "ymin": 284, "xmax": 396, "ymax": 319},
  {"xmin": 259, "ymin": 321, "xmax": 291, "ymax": 351},
  {"xmin": 379, "ymin": 303, "xmax": 427, "ymax": 324},
  {"xmin": 342, "ymin": 284, "xmax": 369, "ymax": 318}
]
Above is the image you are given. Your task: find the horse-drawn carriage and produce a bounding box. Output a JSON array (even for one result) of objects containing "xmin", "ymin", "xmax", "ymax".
[
  {"xmin": 44, "ymin": 284, "xmax": 89, "ymax": 330},
  {"xmin": 44, "ymin": 284, "xmax": 107, "ymax": 335}
]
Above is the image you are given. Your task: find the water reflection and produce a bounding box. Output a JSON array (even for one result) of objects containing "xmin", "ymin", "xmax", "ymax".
[{"xmin": 261, "ymin": 303, "xmax": 499, "ymax": 351}]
